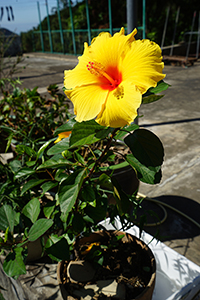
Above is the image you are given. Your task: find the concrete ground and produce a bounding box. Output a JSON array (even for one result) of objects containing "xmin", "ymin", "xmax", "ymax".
[
  {"xmin": 11, "ymin": 52, "xmax": 200, "ymax": 268},
  {"xmin": 139, "ymin": 62, "xmax": 200, "ymax": 267}
]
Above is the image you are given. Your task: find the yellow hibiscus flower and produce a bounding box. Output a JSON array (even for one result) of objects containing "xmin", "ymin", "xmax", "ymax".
[
  {"xmin": 54, "ymin": 131, "xmax": 71, "ymax": 143},
  {"xmin": 64, "ymin": 28, "xmax": 165, "ymax": 128}
]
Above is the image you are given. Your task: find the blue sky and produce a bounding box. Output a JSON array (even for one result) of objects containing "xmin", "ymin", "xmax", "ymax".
[{"xmin": 0, "ymin": 0, "xmax": 67, "ymax": 34}]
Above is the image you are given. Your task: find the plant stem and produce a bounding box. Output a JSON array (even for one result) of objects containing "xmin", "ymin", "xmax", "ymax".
[
  {"xmin": 87, "ymin": 128, "xmax": 119, "ymax": 178},
  {"xmin": 74, "ymin": 128, "xmax": 119, "ymax": 211}
]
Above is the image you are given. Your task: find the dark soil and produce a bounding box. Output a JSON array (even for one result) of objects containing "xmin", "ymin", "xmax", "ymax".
[{"xmin": 59, "ymin": 230, "xmax": 155, "ymax": 300}]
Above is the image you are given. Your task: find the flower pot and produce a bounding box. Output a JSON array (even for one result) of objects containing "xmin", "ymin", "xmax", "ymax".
[
  {"xmin": 112, "ymin": 164, "xmax": 139, "ymax": 196},
  {"xmin": 101, "ymin": 164, "xmax": 139, "ymax": 210},
  {"xmin": 95, "ymin": 163, "xmax": 139, "ymax": 200},
  {"xmin": 0, "ymin": 232, "xmax": 46, "ymax": 262},
  {"xmin": 26, "ymin": 237, "xmax": 47, "ymax": 262},
  {"xmin": 100, "ymin": 141, "xmax": 140, "ymax": 203},
  {"xmin": 57, "ymin": 230, "xmax": 156, "ymax": 300}
]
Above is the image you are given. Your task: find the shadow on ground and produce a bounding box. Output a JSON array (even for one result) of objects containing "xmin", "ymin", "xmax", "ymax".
[
  {"xmin": 136, "ymin": 195, "xmax": 200, "ymax": 242},
  {"xmin": 141, "ymin": 117, "xmax": 200, "ymax": 127}
]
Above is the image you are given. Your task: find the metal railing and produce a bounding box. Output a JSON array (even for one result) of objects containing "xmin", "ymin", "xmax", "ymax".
[{"xmin": 32, "ymin": 0, "xmax": 146, "ymax": 55}]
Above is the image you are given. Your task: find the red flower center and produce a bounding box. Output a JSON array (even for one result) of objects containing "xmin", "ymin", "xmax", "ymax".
[{"xmin": 87, "ymin": 61, "xmax": 122, "ymax": 91}]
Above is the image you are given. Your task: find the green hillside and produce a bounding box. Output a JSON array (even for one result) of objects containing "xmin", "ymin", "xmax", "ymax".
[{"xmin": 21, "ymin": 0, "xmax": 200, "ymax": 54}]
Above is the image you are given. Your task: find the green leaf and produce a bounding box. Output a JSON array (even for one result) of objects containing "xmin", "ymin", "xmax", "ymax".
[
  {"xmin": 37, "ymin": 155, "xmax": 73, "ymax": 170},
  {"xmin": 54, "ymin": 169, "xmax": 68, "ymax": 181},
  {"xmin": 115, "ymin": 234, "xmax": 125, "ymax": 241},
  {"xmin": 36, "ymin": 140, "xmax": 54, "ymax": 160},
  {"xmin": 0, "ymin": 291, "xmax": 6, "ymax": 300},
  {"xmin": 81, "ymin": 185, "xmax": 96, "ymax": 202},
  {"xmin": 99, "ymin": 161, "xmax": 129, "ymax": 172},
  {"xmin": 124, "ymin": 129, "xmax": 164, "ymax": 168},
  {"xmin": 14, "ymin": 167, "xmax": 36, "ymax": 179},
  {"xmin": 43, "ymin": 201, "xmax": 56, "ymax": 218},
  {"xmin": 54, "ymin": 118, "xmax": 76, "ymax": 135},
  {"xmin": 4, "ymin": 227, "xmax": 9, "ymax": 243},
  {"xmin": 15, "ymin": 144, "xmax": 36, "ymax": 157},
  {"xmin": 28, "ymin": 218, "xmax": 53, "ymax": 242},
  {"xmin": 26, "ymin": 161, "xmax": 36, "ymax": 167},
  {"xmin": 47, "ymin": 138, "xmax": 70, "ymax": 155},
  {"xmin": 59, "ymin": 169, "xmax": 86, "ymax": 214},
  {"xmin": 5, "ymin": 133, "xmax": 14, "ymax": 153},
  {"xmin": 149, "ymin": 80, "xmax": 169, "ymax": 94},
  {"xmin": 69, "ymin": 120, "xmax": 110, "ymax": 148},
  {"xmin": 3, "ymin": 247, "xmax": 27, "ymax": 278},
  {"xmin": 126, "ymin": 154, "xmax": 162, "ymax": 184},
  {"xmin": 20, "ymin": 179, "xmax": 46, "ymax": 196},
  {"xmin": 74, "ymin": 150, "xmax": 85, "ymax": 165},
  {"xmin": 0, "ymin": 205, "xmax": 15, "ymax": 233},
  {"xmin": 142, "ymin": 94, "xmax": 164, "ymax": 105},
  {"xmin": 22, "ymin": 198, "xmax": 40, "ymax": 223},
  {"xmin": 46, "ymin": 234, "xmax": 61, "ymax": 245},
  {"xmin": 9, "ymin": 160, "xmax": 21, "ymax": 173},
  {"xmin": 15, "ymin": 212, "xmax": 20, "ymax": 227},
  {"xmin": 111, "ymin": 177, "xmax": 132, "ymax": 214},
  {"xmin": 45, "ymin": 236, "xmax": 70, "ymax": 261},
  {"xmin": 41, "ymin": 181, "xmax": 58, "ymax": 195},
  {"xmin": 3, "ymin": 104, "xmax": 10, "ymax": 112},
  {"xmin": 97, "ymin": 255, "xmax": 104, "ymax": 266},
  {"xmin": 59, "ymin": 184, "xmax": 79, "ymax": 214},
  {"xmin": 72, "ymin": 213, "xmax": 84, "ymax": 233},
  {"xmin": 142, "ymin": 80, "xmax": 169, "ymax": 104},
  {"xmin": 98, "ymin": 173, "xmax": 113, "ymax": 190},
  {"xmin": 115, "ymin": 123, "xmax": 139, "ymax": 140},
  {"xmin": 84, "ymin": 205, "xmax": 107, "ymax": 222}
]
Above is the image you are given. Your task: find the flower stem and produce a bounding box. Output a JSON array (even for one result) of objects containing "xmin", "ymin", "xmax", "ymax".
[
  {"xmin": 74, "ymin": 128, "xmax": 119, "ymax": 211},
  {"xmin": 87, "ymin": 127, "xmax": 119, "ymax": 178}
]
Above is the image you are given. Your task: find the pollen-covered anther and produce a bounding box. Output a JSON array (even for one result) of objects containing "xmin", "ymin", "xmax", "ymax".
[
  {"xmin": 113, "ymin": 85, "xmax": 124, "ymax": 100},
  {"xmin": 86, "ymin": 61, "xmax": 104, "ymax": 76}
]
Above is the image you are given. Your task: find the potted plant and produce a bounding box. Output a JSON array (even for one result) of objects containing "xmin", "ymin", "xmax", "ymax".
[
  {"xmin": 0, "ymin": 84, "xmax": 70, "ymax": 153},
  {"xmin": 0, "ymin": 27, "xmax": 168, "ymax": 299},
  {"xmin": 0, "ymin": 84, "xmax": 70, "ymax": 278},
  {"xmin": 0, "ymin": 153, "xmax": 59, "ymax": 278}
]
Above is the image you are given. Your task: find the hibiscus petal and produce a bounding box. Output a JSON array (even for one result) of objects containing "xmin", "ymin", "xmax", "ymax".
[
  {"xmin": 122, "ymin": 39, "xmax": 165, "ymax": 93},
  {"xmin": 64, "ymin": 28, "xmax": 138, "ymax": 92},
  {"xmin": 64, "ymin": 28, "xmax": 165, "ymax": 128},
  {"xmin": 96, "ymin": 81, "xmax": 142, "ymax": 128},
  {"xmin": 85, "ymin": 27, "xmax": 137, "ymax": 73},
  {"xmin": 55, "ymin": 131, "xmax": 71, "ymax": 144},
  {"xmin": 65, "ymin": 84, "xmax": 109, "ymax": 122},
  {"xmin": 64, "ymin": 43, "xmax": 100, "ymax": 90}
]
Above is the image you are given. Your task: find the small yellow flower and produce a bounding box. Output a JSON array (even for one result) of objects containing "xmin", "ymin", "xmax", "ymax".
[
  {"xmin": 54, "ymin": 131, "xmax": 71, "ymax": 143},
  {"xmin": 64, "ymin": 28, "xmax": 165, "ymax": 128},
  {"xmin": 81, "ymin": 242, "xmax": 100, "ymax": 255}
]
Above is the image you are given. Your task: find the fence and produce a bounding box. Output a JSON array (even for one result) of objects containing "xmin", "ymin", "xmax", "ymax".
[{"xmin": 32, "ymin": 0, "xmax": 146, "ymax": 55}]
